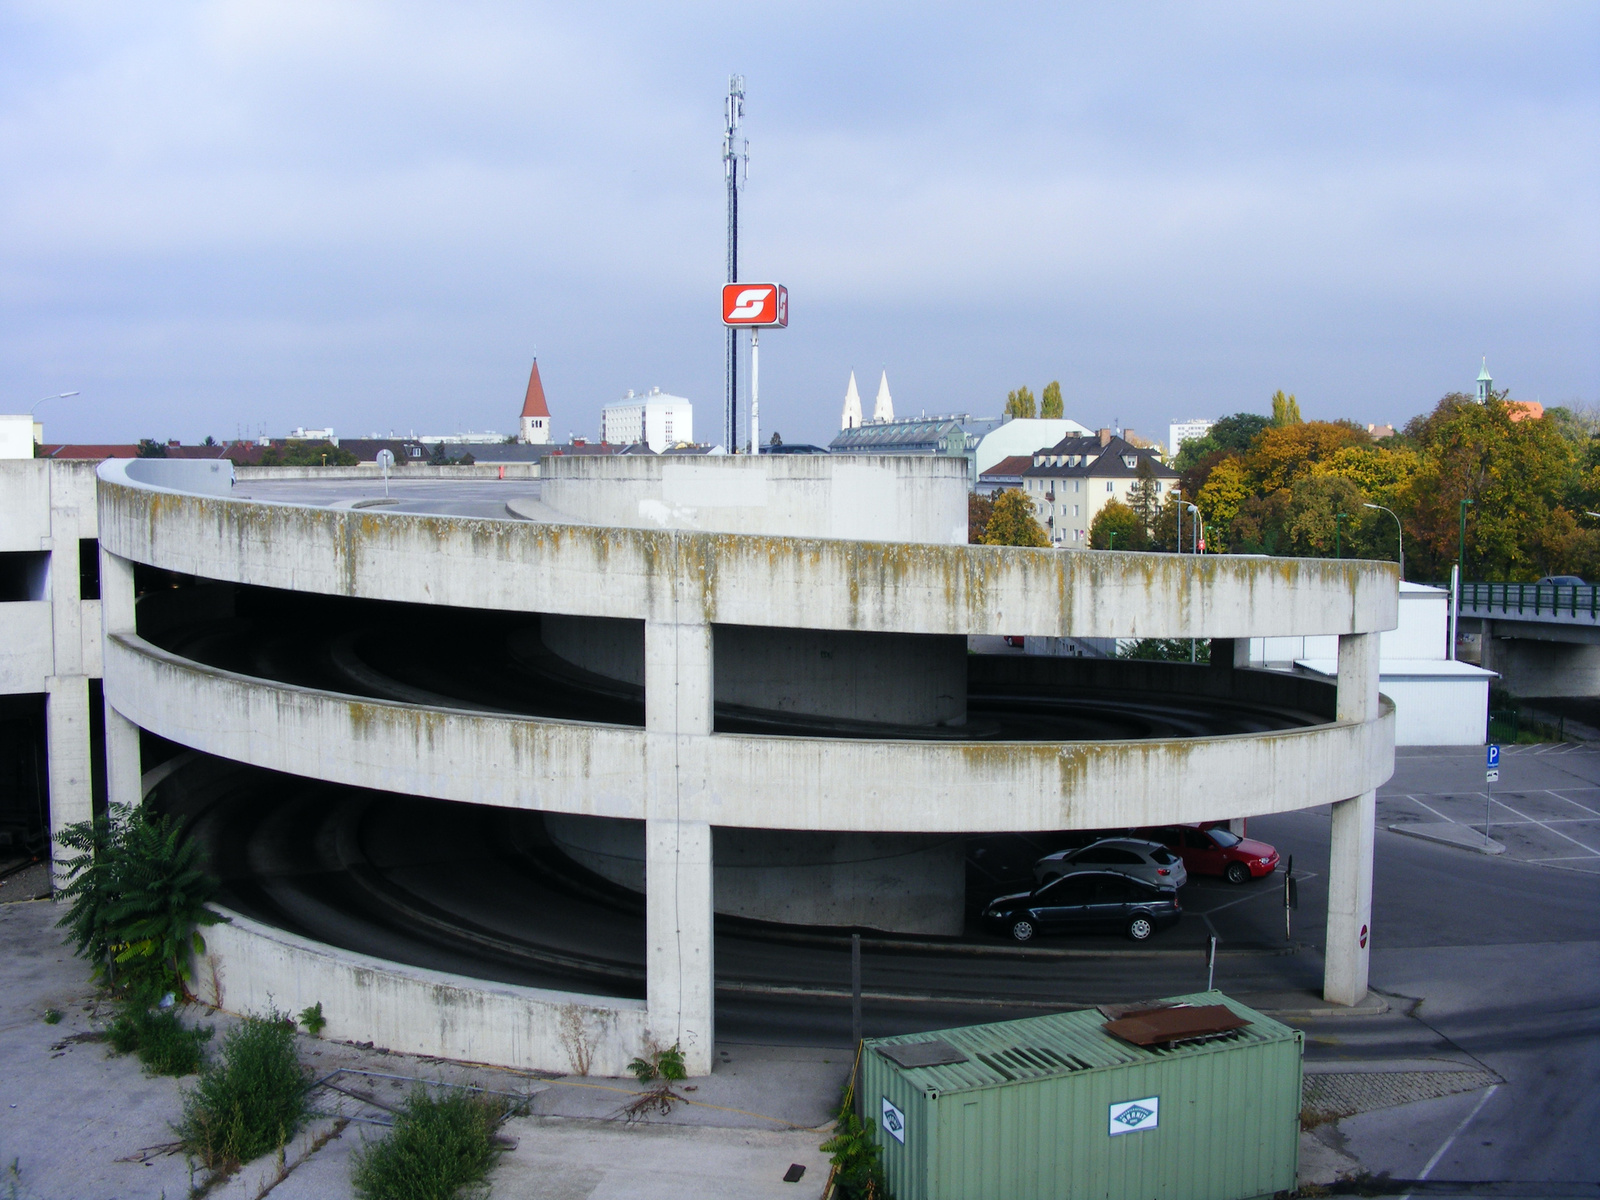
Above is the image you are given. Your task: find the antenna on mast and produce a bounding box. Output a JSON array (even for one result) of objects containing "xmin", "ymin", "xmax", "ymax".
[{"xmin": 723, "ymin": 75, "xmax": 747, "ymax": 452}]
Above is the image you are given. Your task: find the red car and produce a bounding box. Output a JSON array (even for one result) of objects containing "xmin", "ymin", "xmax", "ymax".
[{"xmin": 1139, "ymin": 824, "xmax": 1279, "ymax": 884}]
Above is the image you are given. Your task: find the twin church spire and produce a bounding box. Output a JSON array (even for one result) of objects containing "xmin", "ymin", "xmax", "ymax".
[{"xmin": 840, "ymin": 370, "xmax": 894, "ymax": 430}]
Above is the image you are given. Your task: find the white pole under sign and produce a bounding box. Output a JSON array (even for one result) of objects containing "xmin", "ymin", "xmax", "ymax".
[{"xmin": 750, "ymin": 328, "xmax": 760, "ymax": 455}]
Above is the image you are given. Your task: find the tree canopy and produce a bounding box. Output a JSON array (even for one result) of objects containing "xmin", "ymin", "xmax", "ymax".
[
  {"xmin": 1040, "ymin": 381, "xmax": 1063, "ymax": 419},
  {"xmin": 983, "ymin": 489, "xmax": 1050, "ymax": 547},
  {"xmin": 1004, "ymin": 387, "xmax": 1037, "ymax": 420}
]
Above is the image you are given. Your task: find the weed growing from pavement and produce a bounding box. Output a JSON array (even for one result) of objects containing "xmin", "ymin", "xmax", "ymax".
[
  {"xmin": 107, "ymin": 995, "xmax": 212, "ymax": 1076},
  {"xmin": 621, "ymin": 1041, "xmax": 688, "ymax": 1121},
  {"xmin": 177, "ymin": 1009, "xmax": 308, "ymax": 1175},
  {"xmin": 296, "ymin": 1002, "xmax": 326, "ymax": 1036},
  {"xmin": 351, "ymin": 1087, "xmax": 514, "ymax": 1200},
  {"xmin": 42, "ymin": 1008, "xmax": 61, "ymax": 1025}
]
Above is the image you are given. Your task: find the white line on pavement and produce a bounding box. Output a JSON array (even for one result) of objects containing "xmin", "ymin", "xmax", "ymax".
[{"xmin": 1404, "ymin": 1083, "xmax": 1499, "ymax": 1198}]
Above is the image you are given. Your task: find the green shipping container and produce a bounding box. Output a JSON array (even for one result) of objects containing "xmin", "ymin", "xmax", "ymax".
[{"xmin": 860, "ymin": 991, "xmax": 1302, "ymax": 1200}]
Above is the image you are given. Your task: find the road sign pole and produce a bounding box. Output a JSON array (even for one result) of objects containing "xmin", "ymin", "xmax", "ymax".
[
  {"xmin": 750, "ymin": 328, "xmax": 759, "ymax": 456},
  {"xmin": 1485, "ymin": 744, "xmax": 1500, "ymax": 839},
  {"xmin": 851, "ymin": 932, "xmax": 862, "ymax": 1048},
  {"xmin": 1206, "ymin": 935, "xmax": 1217, "ymax": 991}
]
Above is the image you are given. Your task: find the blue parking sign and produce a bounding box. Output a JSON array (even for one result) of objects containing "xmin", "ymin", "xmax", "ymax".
[{"xmin": 1486, "ymin": 744, "xmax": 1500, "ymax": 769}]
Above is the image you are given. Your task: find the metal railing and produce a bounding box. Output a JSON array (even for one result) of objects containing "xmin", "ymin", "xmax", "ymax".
[{"xmin": 1456, "ymin": 581, "xmax": 1600, "ymax": 623}]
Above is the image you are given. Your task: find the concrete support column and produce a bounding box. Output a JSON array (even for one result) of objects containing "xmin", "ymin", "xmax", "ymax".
[
  {"xmin": 105, "ymin": 705, "xmax": 142, "ymax": 810},
  {"xmin": 44, "ymin": 675, "xmax": 93, "ymax": 888},
  {"xmin": 1325, "ymin": 631, "xmax": 1380, "ymax": 1006},
  {"xmin": 99, "ymin": 550, "xmax": 143, "ymax": 810},
  {"xmin": 644, "ymin": 619, "xmax": 715, "ymax": 1074}
]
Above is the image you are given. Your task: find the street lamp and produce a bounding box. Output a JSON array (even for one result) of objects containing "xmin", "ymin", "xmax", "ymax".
[
  {"xmin": 29, "ymin": 391, "xmax": 78, "ymax": 415},
  {"xmin": 1363, "ymin": 503, "xmax": 1404, "ymax": 579},
  {"xmin": 1185, "ymin": 504, "xmax": 1200, "ymax": 554},
  {"xmin": 1334, "ymin": 512, "xmax": 1349, "ymax": 559},
  {"xmin": 1458, "ymin": 498, "xmax": 1473, "ymax": 573},
  {"xmin": 1108, "ymin": 531, "xmax": 1118, "ymax": 551}
]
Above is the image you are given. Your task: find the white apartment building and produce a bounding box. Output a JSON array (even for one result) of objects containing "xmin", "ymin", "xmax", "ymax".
[
  {"xmin": 1168, "ymin": 417, "xmax": 1215, "ymax": 456},
  {"xmin": 601, "ymin": 389, "xmax": 693, "ymax": 454},
  {"xmin": 1020, "ymin": 431, "xmax": 1180, "ymax": 547}
]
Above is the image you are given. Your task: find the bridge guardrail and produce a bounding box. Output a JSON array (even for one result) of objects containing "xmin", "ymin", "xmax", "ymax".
[{"xmin": 1455, "ymin": 581, "xmax": 1600, "ymax": 623}]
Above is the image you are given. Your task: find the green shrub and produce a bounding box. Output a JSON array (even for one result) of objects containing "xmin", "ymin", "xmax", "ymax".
[
  {"xmin": 54, "ymin": 803, "xmax": 224, "ymax": 997},
  {"xmin": 351, "ymin": 1087, "xmax": 510, "ymax": 1200},
  {"xmin": 298, "ymin": 1002, "xmax": 327, "ymax": 1035},
  {"xmin": 106, "ymin": 997, "xmax": 212, "ymax": 1076},
  {"xmin": 178, "ymin": 1011, "xmax": 308, "ymax": 1173},
  {"xmin": 626, "ymin": 1042, "xmax": 686, "ymax": 1083},
  {"xmin": 42, "ymin": 1008, "xmax": 62, "ymax": 1025}
]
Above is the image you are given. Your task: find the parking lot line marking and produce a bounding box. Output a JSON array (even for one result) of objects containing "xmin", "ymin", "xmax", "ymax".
[
  {"xmin": 1404, "ymin": 795, "xmax": 1456, "ymax": 823},
  {"xmin": 1191, "ymin": 872, "xmax": 1316, "ymax": 918},
  {"xmin": 1481, "ymin": 795, "xmax": 1600, "ymax": 856},
  {"xmin": 1523, "ymin": 853, "xmax": 1600, "ymax": 863},
  {"xmin": 1547, "ymin": 790, "xmax": 1600, "ymax": 817}
]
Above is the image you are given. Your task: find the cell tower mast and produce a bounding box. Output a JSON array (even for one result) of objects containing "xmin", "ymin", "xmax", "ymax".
[{"xmin": 723, "ymin": 75, "xmax": 747, "ymax": 452}]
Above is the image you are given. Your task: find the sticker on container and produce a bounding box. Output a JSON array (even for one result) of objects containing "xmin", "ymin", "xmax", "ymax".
[
  {"xmin": 881, "ymin": 1097, "xmax": 906, "ymax": 1144},
  {"xmin": 1108, "ymin": 1096, "xmax": 1159, "ymax": 1136}
]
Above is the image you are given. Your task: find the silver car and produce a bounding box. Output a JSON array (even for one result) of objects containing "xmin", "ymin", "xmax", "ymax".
[{"xmin": 1032, "ymin": 838, "xmax": 1188, "ymax": 890}]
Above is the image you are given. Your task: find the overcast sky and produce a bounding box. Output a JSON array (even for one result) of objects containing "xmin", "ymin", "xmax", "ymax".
[{"xmin": 3, "ymin": 2, "xmax": 1596, "ymax": 448}]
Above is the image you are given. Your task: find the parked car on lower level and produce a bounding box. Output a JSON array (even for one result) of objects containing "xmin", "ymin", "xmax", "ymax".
[
  {"xmin": 1139, "ymin": 823, "xmax": 1279, "ymax": 883},
  {"xmin": 1031, "ymin": 838, "xmax": 1187, "ymax": 890},
  {"xmin": 982, "ymin": 871, "xmax": 1182, "ymax": 942},
  {"xmin": 1538, "ymin": 575, "xmax": 1586, "ymax": 587}
]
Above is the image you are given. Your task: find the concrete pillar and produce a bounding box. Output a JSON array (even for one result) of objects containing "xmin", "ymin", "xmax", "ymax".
[
  {"xmin": 1478, "ymin": 619, "xmax": 1493, "ymax": 674},
  {"xmin": 105, "ymin": 705, "xmax": 142, "ymax": 809},
  {"xmin": 1325, "ymin": 632, "xmax": 1380, "ymax": 1006},
  {"xmin": 99, "ymin": 550, "xmax": 143, "ymax": 810},
  {"xmin": 644, "ymin": 619, "xmax": 715, "ymax": 1074},
  {"xmin": 44, "ymin": 675, "xmax": 93, "ymax": 888}
]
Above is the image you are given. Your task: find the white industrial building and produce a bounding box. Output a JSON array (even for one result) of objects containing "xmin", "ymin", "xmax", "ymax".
[
  {"xmin": 601, "ymin": 389, "xmax": 692, "ymax": 453},
  {"xmin": 1250, "ymin": 582, "xmax": 1495, "ymax": 745}
]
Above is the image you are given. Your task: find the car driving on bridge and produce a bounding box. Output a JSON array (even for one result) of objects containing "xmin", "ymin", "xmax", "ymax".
[{"xmin": 983, "ymin": 871, "xmax": 1182, "ymax": 942}]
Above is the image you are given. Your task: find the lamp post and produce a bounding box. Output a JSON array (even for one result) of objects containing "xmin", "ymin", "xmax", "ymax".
[
  {"xmin": 1363, "ymin": 502, "xmax": 1404, "ymax": 579},
  {"xmin": 1108, "ymin": 531, "xmax": 1118, "ymax": 551},
  {"xmin": 1451, "ymin": 498, "xmax": 1474, "ymax": 661},
  {"xmin": 1186, "ymin": 504, "xmax": 1200, "ymax": 554},
  {"xmin": 1458, "ymin": 498, "xmax": 1473, "ymax": 573},
  {"xmin": 30, "ymin": 390, "xmax": 78, "ymax": 416},
  {"xmin": 1334, "ymin": 512, "xmax": 1349, "ymax": 559}
]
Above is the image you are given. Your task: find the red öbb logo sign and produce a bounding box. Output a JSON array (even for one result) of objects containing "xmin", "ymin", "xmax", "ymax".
[{"xmin": 722, "ymin": 283, "xmax": 788, "ymax": 327}]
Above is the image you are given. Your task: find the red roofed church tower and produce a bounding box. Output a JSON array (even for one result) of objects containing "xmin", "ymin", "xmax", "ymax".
[{"xmin": 518, "ymin": 359, "xmax": 552, "ymax": 444}]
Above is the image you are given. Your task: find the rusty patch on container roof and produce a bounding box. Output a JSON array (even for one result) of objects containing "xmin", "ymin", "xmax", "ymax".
[
  {"xmin": 876, "ymin": 1040, "xmax": 970, "ymax": 1069},
  {"xmin": 1103, "ymin": 1004, "xmax": 1250, "ymax": 1046}
]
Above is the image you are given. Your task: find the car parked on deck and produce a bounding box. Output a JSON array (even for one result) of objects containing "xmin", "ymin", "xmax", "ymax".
[
  {"xmin": 982, "ymin": 871, "xmax": 1182, "ymax": 942},
  {"xmin": 1139, "ymin": 823, "xmax": 1279, "ymax": 883},
  {"xmin": 1031, "ymin": 837, "xmax": 1187, "ymax": 890},
  {"xmin": 1538, "ymin": 575, "xmax": 1586, "ymax": 588}
]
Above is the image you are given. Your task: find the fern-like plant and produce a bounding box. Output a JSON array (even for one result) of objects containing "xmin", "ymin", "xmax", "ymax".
[{"xmin": 55, "ymin": 804, "xmax": 226, "ymax": 997}]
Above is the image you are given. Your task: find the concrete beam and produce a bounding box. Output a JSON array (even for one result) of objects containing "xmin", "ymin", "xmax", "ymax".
[
  {"xmin": 97, "ymin": 466, "xmax": 1399, "ymax": 641},
  {"xmin": 105, "ymin": 633, "xmax": 1394, "ymax": 834}
]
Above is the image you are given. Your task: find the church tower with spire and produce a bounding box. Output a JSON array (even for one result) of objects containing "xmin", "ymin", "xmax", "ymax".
[
  {"xmin": 1476, "ymin": 358, "xmax": 1493, "ymax": 404},
  {"xmin": 518, "ymin": 359, "xmax": 552, "ymax": 444},
  {"xmin": 840, "ymin": 371, "xmax": 863, "ymax": 430},
  {"xmin": 872, "ymin": 370, "xmax": 894, "ymax": 423}
]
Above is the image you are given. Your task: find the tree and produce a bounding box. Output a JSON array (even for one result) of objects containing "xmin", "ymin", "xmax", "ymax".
[
  {"xmin": 202, "ymin": 435, "xmax": 217, "ymax": 447},
  {"xmin": 136, "ymin": 439, "xmax": 168, "ymax": 458},
  {"xmin": 968, "ymin": 491, "xmax": 995, "ymax": 543},
  {"xmin": 55, "ymin": 804, "xmax": 225, "ymax": 997},
  {"xmin": 982, "ymin": 489, "xmax": 1049, "ymax": 547},
  {"xmin": 1246, "ymin": 420, "xmax": 1370, "ymax": 493},
  {"xmin": 1284, "ymin": 474, "xmax": 1368, "ymax": 557},
  {"xmin": 1210, "ymin": 412, "xmax": 1272, "ymax": 452},
  {"xmin": 1398, "ymin": 393, "xmax": 1578, "ymax": 580},
  {"xmin": 1196, "ymin": 455, "xmax": 1251, "ymax": 549},
  {"xmin": 1040, "ymin": 381, "xmax": 1063, "ymax": 419},
  {"xmin": 1089, "ymin": 500, "xmax": 1144, "ymax": 550},
  {"xmin": 259, "ymin": 441, "xmax": 358, "ymax": 467},
  {"xmin": 1127, "ymin": 458, "xmax": 1162, "ymax": 538},
  {"xmin": 1270, "ymin": 390, "xmax": 1302, "ymax": 427},
  {"xmin": 1004, "ymin": 387, "xmax": 1037, "ymax": 420},
  {"xmin": 769, "ymin": 431, "xmax": 783, "ymax": 446},
  {"xmin": 430, "ymin": 442, "xmax": 450, "ymax": 465}
]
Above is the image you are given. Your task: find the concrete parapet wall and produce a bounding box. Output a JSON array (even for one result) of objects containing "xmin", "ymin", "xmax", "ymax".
[
  {"xmin": 233, "ymin": 463, "xmax": 541, "ymax": 482},
  {"xmin": 204, "ymin": 907, "xmax": 648, "ymax": 1076},
  {"xmin": 96, "ymin": 464, "xmax": 1398, "ymax": 640},
  {"xmin": 106, "ymin": 633, "xmax": 1394, "ymax": 831},
  {"xmin": 541, "ymin": 454, "xmax": 968, "ymax": 544}
]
